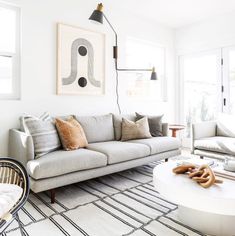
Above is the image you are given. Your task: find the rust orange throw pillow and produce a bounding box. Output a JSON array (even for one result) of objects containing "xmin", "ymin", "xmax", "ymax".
[{"xmin": 55, "ymin": 117, "xmax": 88, "ymax": 151}]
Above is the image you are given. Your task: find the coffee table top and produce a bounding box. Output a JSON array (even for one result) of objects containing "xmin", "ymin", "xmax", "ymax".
[{"xmin": 153, "ymin": 161, "xmax": 235, "ymax": 216}]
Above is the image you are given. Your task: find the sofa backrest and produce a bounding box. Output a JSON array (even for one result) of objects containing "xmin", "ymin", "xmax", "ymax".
[
  {"xmin": 75, "ymin": 114, "xmax": 115, "ymax": 143},
  {"xmin": 112, "ymin": 114, "xmax": 136, "ymax": 140}
]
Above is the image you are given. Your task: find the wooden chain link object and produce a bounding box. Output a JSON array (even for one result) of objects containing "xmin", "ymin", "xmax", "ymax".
[{"xmin": 172, "ymin": 164, "xmax": 223, "ymax": 188}]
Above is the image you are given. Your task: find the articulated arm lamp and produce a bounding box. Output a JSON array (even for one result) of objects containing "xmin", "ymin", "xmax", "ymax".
[{"xmin": 89, "ymin": 3, "xmax": 157, "ymax": 80}]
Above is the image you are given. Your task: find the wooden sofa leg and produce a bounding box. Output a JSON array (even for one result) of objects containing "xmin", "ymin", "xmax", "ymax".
[
  {"xmin": 165, "ymin": 158, "xmax": 168, "ymax": 162},
  {"xmin": 50, "ymin": 189, "xmax": 55, "ymax": 204},
  {"xmin": 200, "ymin": 156, "xmax": 204, "ymax": 159}
]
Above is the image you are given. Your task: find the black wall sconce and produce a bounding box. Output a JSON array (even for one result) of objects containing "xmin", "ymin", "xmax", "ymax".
[{"xmin": 89, "ymin": 3, "xmax": 157, "ymax": 113}]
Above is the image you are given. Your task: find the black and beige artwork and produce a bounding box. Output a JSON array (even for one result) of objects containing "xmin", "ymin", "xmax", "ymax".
[{"xmin": 57, "ymin": 24, "xmax": 105, "ymax": 95}]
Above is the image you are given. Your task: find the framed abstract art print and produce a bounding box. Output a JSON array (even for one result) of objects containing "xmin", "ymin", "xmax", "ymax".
[{"xmin": 57, "ymin": 23, "xmax": 105, "ymax": 95}]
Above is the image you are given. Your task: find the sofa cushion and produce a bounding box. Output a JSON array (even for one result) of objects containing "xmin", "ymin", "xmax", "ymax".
[
  {"xmin": 194, "ymin": 136, "xmax": 235, "ymax": 155},
  {"xmin": 127, "ymin": 137, "xmax": 181, "ymax": 155},
  {"xmin": 112, "ymin": 114, "xmax": 136, "ymax": 140},
  {"xmin": 216, "ymin": 113, "xmax": 235, "ymax": 137},
  {"xmin": 20, "ymin": 112, "xmax": 61, "ymax": 158},
  {"xmin": 87, "ymin": 141, "xmax": 150, "ymax": 164},
  {"xmin": 121, "ymin": 117, "xmax": 152, "ymax": 141},
  {"xmin": 136, "ymin": 112, "xmax": 163, "ymax": 137},
  {"xmin": 75, "ymin": 114, "xmax": 114, "ymax": 143},
  {"xmin": 55, "ymin": 117, "xmax": 88, "ymax": 150},
  {"xmin": 27, "ymin": 149, "xmax": 107, "ymax": 180}
]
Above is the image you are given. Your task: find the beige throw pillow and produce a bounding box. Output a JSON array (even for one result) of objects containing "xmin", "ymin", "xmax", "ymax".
[
  {"xmin": 121, "ymin": 117, "xmax": 152, "ymax": 141},
  {"xmin": 55, "ymin": 117, "xmax": 88, "ymax": 151}
]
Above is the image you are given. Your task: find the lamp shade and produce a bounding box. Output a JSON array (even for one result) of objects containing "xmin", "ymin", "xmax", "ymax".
[
  {"xmin": 89, "ymin": 10, "xmax": 103, "ymax": 24},
  {"xmin": 150, "ymin": 67, "xmax": 157, "ymax": 80},
  {"xmin": 89, "ymin": 3, "xmax": 104, "ymax": 24}
]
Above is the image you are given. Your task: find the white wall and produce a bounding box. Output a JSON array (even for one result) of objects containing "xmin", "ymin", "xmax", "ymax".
[
  {"xmin": 0, "ymin": 0, "xmax": 176, "ymax": 156},
  {"xmin": 176, "ymin": 11, "xmax": 235, "ymax": 55}
]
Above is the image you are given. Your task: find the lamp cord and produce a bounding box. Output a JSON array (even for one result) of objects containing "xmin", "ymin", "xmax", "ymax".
[{"xmin": 115, "ymin": 69, "xmax": 121, "ymax": 114}]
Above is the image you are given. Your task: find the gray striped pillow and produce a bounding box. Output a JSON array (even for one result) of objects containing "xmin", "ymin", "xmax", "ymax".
[{"xmin": 21, "ymin": 112, "xmax": 61, "ymax": 158}]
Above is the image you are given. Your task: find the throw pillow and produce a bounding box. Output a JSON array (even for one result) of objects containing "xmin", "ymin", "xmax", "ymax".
[
  {"xmin": 112, "ymin": 114, "xmax": 136, "ymax": 140},
  {"xmin": 55, "ymin": 117, "xmax": 88, "ymax": 151},
  {"xmin": 21, "ymin": 112, "xmax": 61, "ymax": 158},
  {"xmin": 216, "ymin": 113, "xmax": 235, "ymax": 137},
  {"xmin": 121, "ymin": 117, "xmax": 152, "ymax": 141},
  {"xmin": 136, "ymin": 112, "xmax": 163, "ymax": 137}
]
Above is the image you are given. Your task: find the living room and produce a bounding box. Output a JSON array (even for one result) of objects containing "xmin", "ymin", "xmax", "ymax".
[{"xmin": 0, "ymin": 0, "xmax": 235, "ymax": 235}]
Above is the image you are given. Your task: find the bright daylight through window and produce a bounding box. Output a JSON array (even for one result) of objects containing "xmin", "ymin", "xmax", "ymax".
[
  {"xmin": 0, "ymin": 3, "xmax": 20, "ymax": 99},
  {"xmin": 180, "ymin": 48, "xmax": 235, "ymax": 139},
  {"xmin": 181, "ymin": 53, "xmax": 219, "ymax": 138}
]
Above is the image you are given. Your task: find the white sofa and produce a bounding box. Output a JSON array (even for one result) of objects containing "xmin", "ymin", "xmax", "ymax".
[
  {"xmin": 9, "ymin": 114, "xmax": 181, "ymax": 203},
  {"xmin": 191, "ymin": 121, "xmax": 235, "ymax": 160}
]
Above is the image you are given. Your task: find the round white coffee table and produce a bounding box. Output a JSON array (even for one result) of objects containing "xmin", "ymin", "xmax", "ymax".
[{"xmin": 153, "ymin": 161, "xmax": 235, "ymax": 236}]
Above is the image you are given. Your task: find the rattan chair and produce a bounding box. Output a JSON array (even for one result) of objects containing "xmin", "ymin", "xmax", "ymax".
[{"xmin": 0, "ymin": 157, "xmax": 29, "ymax": 235}]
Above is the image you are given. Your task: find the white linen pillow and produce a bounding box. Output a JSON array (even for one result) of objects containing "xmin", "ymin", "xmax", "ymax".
[
  {"xmin": 216, "ymin": 113, "xmax": 235, "ymax": 137},
  {"xmin": 0, "ymin": 184, "xmax": 23, "ymax": 219}
]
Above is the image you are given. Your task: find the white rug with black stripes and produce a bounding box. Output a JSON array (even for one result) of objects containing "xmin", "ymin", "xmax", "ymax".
[{"xmin": 4, "ymin": 160, "xmax": 207, "ymax": 236}]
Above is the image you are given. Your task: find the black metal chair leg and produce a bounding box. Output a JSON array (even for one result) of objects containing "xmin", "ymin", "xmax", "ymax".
[{"xmin": 15, "ymin": 213, "xmax": 24, "ymax": 236}]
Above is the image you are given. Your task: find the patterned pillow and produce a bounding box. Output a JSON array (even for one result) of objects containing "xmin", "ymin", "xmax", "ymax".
[
  {"xmin": 20, "ymin": 112, "xmax": 61, "ymax": 158},
  {"xmin": 55, "ymin": 117, "xmax": 88, "ymax": 151},
  {"xmin": 136, "ymin": 112, "xmax": 163, "ymax": 137},
  {"xmin": 121, "ymin": 117, "xmax": 152, "ymax": 141}
]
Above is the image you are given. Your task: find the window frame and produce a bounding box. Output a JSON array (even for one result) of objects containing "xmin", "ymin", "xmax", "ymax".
[
  {"xmin": 222, "ymin": 46, "xmax": 235, "ymax": 114},
  {"xmin": 0, "ymin": 2, "xmax": 21, "ymax": 100}
]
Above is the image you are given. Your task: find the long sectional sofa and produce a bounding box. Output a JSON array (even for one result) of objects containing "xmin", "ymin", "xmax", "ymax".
[{"xmin": 9, "ymin": 114, "xmax": 181, "ymax": 203}]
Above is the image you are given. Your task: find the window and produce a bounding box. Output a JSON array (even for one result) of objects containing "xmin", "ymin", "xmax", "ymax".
[
  {"xmin": 179, "ymin": 50, "xmax": 221, "ymax": 138},
  {"xmin": 179, "ymin": 46, "xmax": 235, "ymax": 145},
  {"xmin": 223, "ymin": 47, "xmax": 235, "ymax": 115},
  {"xmin": 0, "ymin": 3, "xmax": 20, "ymax": 99},
  {"xmin": 125, "ymin": 37, "xmax": 166, "ymax": 101}
]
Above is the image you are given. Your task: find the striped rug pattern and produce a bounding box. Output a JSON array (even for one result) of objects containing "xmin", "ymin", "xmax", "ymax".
[{"xmin": 4, "ymin": 161, "xmax": 206, "ymax": 236}]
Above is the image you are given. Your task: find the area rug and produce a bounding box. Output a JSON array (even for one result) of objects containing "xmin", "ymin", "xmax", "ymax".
[{"xmin": 4, "ymin": 160, "xmax": 206, "ymax": 236}]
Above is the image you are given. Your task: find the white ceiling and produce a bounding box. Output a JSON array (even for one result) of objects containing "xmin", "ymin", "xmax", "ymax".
[{"xmin": 103, "ymin": 0, "xmax": 235, "ymax": 28}]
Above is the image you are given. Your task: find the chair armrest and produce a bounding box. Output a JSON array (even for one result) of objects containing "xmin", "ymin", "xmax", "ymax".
[
  {"xmin": 162, "ymin": 123, "xmax": 169, "ymax": 136},
  {"xmin": 8, "ymin": 129, "xmax": 34, "ymax": 166},
  {"xmin": 191, "ymin": 121, "xmax": 217, "ymax": 153}
]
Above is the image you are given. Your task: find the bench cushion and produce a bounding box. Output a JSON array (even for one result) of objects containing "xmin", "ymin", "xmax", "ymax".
[
  {"xmin": 27, "ymin": 149, "xmax": 107, "ymax": 180},
  {"xmin": 87, "ymin": 141, "xmax": 150, "ymax": 164},
  {"xmin": 0, "ymin": 184, "xmax": 23, "ymax": 218},
  {"xmin": 128, "ymin": 137, "xmax": 181, "ymax": 155},
  {"xmin": 194, "ymin": 136, "xmax": 235, "ymax": 155}
]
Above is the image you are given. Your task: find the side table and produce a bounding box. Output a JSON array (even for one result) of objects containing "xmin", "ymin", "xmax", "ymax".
[{"xmin": 169, "ymin": 124, "xmax": 185, "ymax": 137}]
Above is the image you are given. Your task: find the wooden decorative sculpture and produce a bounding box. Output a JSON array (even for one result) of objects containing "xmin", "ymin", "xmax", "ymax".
[{"xmin": 173, "ymin": 164, "xmax": 223, "ymax": 188}]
